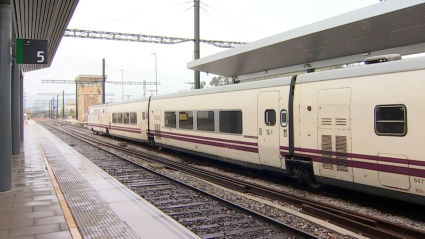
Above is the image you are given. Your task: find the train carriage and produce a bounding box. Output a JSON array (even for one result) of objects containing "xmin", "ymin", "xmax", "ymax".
[
  {"xmin": 88, "ymin": 104, "xmax": 108, "ymax": 134},
  {"xmin": 149, "ymin": 78, "xmax": 292, "ymax": 171},
  {"xmin": 88, "ymin": 55, "xmax": 425, "ymax": 205},
  {"xmin": 106, "ymin": 100, "xmax": 149, "ymax": 141}
]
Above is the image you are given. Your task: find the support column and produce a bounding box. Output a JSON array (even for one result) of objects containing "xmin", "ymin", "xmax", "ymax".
[
  {"xmin": 0, "ymin": 2, "xmax": 12, "ymax": 192},
  {"xmin": 62, "ymin": 90, "xmax": 64, "ymax": 118},
  {"xmin": 11, "ymin": 60, "xmax": 20, "ymax": 155},
  {"xmin": 52, "ymin": 97, "xmax": 55, "ymax": 119},
  {"xmin": 194, "ymin": 0, "xmax": 200, "ymax": 89},
  {"xmin": 20, "ymin": 71, "xmax": 23, "ymax": 142},
  {"xmin": 102, "ymin": 58, "xmax": 105, "ymax": 103},
  {"xmin": 56, "ymin": 94, "xmax": 58, "ymax": 119}
]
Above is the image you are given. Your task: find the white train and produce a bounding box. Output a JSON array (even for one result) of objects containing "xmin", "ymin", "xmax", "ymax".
[{"xmin": 88, "ymin": 55, "xmax": 425, "ymax": 205}]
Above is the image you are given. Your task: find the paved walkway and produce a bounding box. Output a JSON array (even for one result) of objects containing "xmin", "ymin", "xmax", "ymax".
[
  {"xmin": 0, "ymin": 125, "xmax": 71, "ymax": 239},
  {"xmin": 1, "ymin": 121, "xmax": 199, "ymax": 239}
]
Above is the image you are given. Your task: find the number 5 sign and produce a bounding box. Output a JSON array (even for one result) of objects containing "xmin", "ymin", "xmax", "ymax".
[{"xmin": 16, "ymin": 39, "xmax": 48, "ymax": 64}]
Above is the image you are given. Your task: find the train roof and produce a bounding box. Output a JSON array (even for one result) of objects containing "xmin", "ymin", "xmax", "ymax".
[
  {"xmin": 90, "ymin": 55, "xmax": 425, "ymax": 106},
  {"xmin": 187, "ymin": 0, "xmax": 425, "ymax": 79}
]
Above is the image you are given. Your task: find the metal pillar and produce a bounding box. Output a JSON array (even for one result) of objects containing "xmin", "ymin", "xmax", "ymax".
[
  {"xmin": 11, "ymin": 60, "xmax": 20, "ymax": 155},
  {"xmin": 102, "ymin": 58, "xmax": 105, "ymax": 103},
  {"xmin": 56, "ymin": 94, "xmax": 58, "ymax": 119},
  {"xmin": 62, "ymin": 90, "xmax": 64, "ymax": 118},
  {"xmin": 20, "ymin": 71, "xmax": 23, "ymax": 142},
  {"xmin": 194, "ymin": 0, "xmax": 200, "ymax": 89},
  {"xmin": 0, "ymin": 2, "xmax": 12, "ymax": 192},
  {"xmin": 48, "ymin": 101, "xmax": 50, "ymax": 118},
  {"xmin": 152, "ymin": 53, "xmax": 157, "ymax": 95},
  {"xmin": 52, "ymin": 97, "xmax": 55, "ymax": 119},
  {"xmin": 143, "ymin": 80, "xmax": 146, "ymax": 97},
  {"xmin": 120, "ymin": 69, "xmax": 123, "ymax": 101}
]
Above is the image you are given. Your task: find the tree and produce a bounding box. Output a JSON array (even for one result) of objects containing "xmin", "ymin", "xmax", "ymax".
[
  {"xmin": 209, "ymin": 76, "xmax": 231, "ymax": 87},
  {"xmin": 68, "ymin": 108, "xmax": 75, "ymax": 118},
  {"xmin": 210, "ymin": 77, "xmax": 220, "ymax": 87}
]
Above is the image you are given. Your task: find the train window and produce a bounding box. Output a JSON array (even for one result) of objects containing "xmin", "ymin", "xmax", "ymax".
[
  {"xmin": 164, "ymin": 112, "xmax": 176, "ymax": 128},
  {"xmin": 375, "ymin": 105, "xmax": 407, "ymax": 136},
  {"xmin": 179, "ymin": 111, "xmax": 193, "ymax": 129},
  {"xmin": 117, "ymin": 113, "xmax": 123, "ymax": 124},
  {"xmin": 123, "ymin": 113, "xmax": 130, "ymax": 124},
  {"xmin": 129, "ymin": 112, "xmax": 137, "ymax": 125},
  {"xmin": 265, "ymin": 110, "xmax": 276, "ymax": 126},
  {"xmin": 219, "ymin": 111, "xmax": 242, "ymax": 134},
  {"xmin": 197, "ymin": 111, "xmax": 214, "ymax": 131},
  {"xmin": 281, "ymin": 110, "xmax": 287, "ymax": 127},
  {"xmin": 112, "ymin": 113, "xmax": 117, "ymax": 123}
]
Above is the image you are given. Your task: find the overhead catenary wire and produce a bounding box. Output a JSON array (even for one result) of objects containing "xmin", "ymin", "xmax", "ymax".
[
  {"xmin": 140, "ymin": 6, "xmax": 194, "ymax": 35},
  {"xmin": 200, "ymin": 1, "xmax": 267, "ymax": 36},
  {"xmin": 200, "ymin": 6, "xmax": 250, "ymax": 42},
  {"xmin": 105, "ymin": 64, "xmax": 147, "ymax": 81},
  {"xmin": 48, "ymin": 64, "xmax": 101, "ymax": 80},
  {"xmin": 77, "ymin": 1, "xmax": 193, "ymax": 29},
  {"xmin": 107, "ymin": 64, "xmax": 194, "ymax": 85}
]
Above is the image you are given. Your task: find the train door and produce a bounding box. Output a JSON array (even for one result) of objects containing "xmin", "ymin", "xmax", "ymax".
[
  {"xmin": 317, "ymin": 88, "xmax": 354, "ymax": 182},
  {"xmin": 140, "ymin": 103, "xmax": 148, "ymax": 141},
  {"xmin": 257, "ymin": 91, "xmax": 281, "ymax": 168}
]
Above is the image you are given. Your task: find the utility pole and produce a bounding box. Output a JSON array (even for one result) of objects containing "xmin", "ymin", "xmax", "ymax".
[
  {"xmin": 56, "ymin": 95, "xmax": 58, "ymax": 119},
  {"xmin": 143, "ymin": 80, "xmax": 146, "ymax": 97},
  {"xmin": 62, "ymin": 91, "xmax": 65, "ymax": 118},
  {"xmin": 102, "ymin": 58, "xmax": 105, "ymax": 103},
  {"xmin": 52, "ymin": 97, "xmax": 55, "ymax": 119},
  {"xmin": 151, "ymin": 53, "xmax": 158, "ymax": 95},
  {"xmin": 120, "ymin": 69, "xmax": 124, "ymax": 101},
  {"xmin": 194, "ymin": 0, "xmax": 200, "ymax": 89}
]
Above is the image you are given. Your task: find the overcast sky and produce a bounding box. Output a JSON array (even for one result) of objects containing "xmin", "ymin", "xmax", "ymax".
[{"xmin": 25, "ymin": 0, "xmax": 379, "ymax": 110}]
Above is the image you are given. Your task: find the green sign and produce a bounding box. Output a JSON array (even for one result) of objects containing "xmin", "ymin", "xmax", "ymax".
[{"xmin": 16, "ymin": 39, "xmax": 48, "ymax": 64}]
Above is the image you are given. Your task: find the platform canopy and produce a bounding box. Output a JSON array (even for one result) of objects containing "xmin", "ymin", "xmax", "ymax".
[
  {"xmin": 8, "ymin": 0, "xmax": 79, "ymax": 72},
  {"xmin": 188, "ymin": 0, "xmax": 425, "ymax": 80}
]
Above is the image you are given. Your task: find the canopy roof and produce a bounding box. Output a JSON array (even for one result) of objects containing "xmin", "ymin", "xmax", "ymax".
[
  {"xmin": 188, "ymin": 0, "xmax": 425, "ymax": 79},
  {"xmin": 8, "ymin": 0, "xmax": 79, "ymax": 72}
]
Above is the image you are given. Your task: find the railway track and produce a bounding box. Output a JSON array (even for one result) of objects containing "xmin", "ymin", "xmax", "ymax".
[
  {"xmin": 38, "ymin": 120, "xmax": 317, "ymax": 239},
  {"xmin": 40, "ymin": 120, "xmax": 425, "ymax": 239}
]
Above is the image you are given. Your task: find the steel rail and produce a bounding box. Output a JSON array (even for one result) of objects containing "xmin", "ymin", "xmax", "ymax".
[
  {"xmin": 40, "ymin": 120, "xmax": 318, "ymax": 239},
  {"xmin": 44, "ymin": 121, "xmax": 425, "ymax": 239}
]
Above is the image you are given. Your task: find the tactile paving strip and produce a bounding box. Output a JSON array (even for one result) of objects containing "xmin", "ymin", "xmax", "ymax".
[{"xmin": 34, "ymin": 126, "xmax": 140, "ymax": 239}]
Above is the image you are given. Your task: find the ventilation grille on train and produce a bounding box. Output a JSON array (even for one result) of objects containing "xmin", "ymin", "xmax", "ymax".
[
  {"xmin": 336, "ymin": 136, "xmax": 348, "ymax": 172},
  {"xmin": 321, "ymin": 118, "xmax": 332, "ymax": 126},
  {"xmin": 335, "ymin": 118, "xmax": 347, "ymax": 126},
  {"xmin": 155, "ymin": 124, "xmax": 161, "ymax": 136},
  {"xmin": 321, "ymin": 135, "xmax": 348, "ymax": 171},
  {"xmin": 320, "ymin": 118, "xmax": 347, "ymax": 126},
  {"xmin": 322, "ymin": 135, "xmax": 333, "ymax": 169}
]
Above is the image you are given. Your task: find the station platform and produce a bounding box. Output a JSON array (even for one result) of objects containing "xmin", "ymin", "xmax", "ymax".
[{"xmin": 0, "ymin": 121, "xmax": 200, "ymax": 239}]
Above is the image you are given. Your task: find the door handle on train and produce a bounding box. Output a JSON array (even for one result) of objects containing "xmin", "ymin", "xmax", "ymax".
[
  {"xmin": 283, "ymin": 129, "xmax": 287, "ymax": 137},
  {"xmin": 259, "ymin": 128, "xmax": 262, "ymax": 135}
]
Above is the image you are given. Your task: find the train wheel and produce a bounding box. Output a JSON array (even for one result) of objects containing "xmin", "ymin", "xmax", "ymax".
[
  {"xmin": 297, "ymin": 167, "xmax": 324, "ymax": 190},
  {"xmin": 306, "ymin": 179, "xmax": 324, "ymax": 190}
]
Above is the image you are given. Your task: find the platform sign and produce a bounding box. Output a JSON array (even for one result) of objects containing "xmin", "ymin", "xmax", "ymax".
[{"xmin": 16, "ymin": 39, "xmax": 48, "ymax": 64}]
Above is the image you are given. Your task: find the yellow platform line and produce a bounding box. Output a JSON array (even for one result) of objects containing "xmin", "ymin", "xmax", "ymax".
[{"xmin": 32, "ymin": 125, "xmax": 82, "ymax": 239}]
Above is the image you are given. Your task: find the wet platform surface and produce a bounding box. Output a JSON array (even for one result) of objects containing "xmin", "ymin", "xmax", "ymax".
[{"xmin": 0, "ymin": 121, "xmax": 200, "ymax": 239}]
